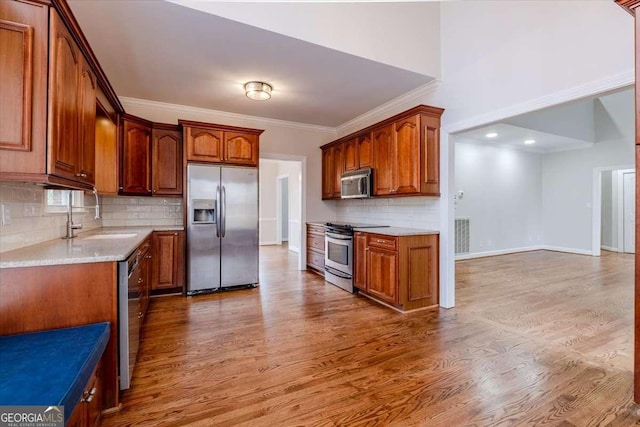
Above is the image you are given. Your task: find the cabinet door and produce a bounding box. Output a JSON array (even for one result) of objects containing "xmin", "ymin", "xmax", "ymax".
[
  {"xmin": 353, "ymin": 232, "xmax": 367, "ymax": 290},
  {"xmin": 152, "ymin": 128, "xmax": 182, "ymax": 195},
  {"xmin": 94, "ymin": 104, "xmax": 118, "ymax": 195},
  {"xmin": 224, "ymin": 132, "xmax": 258, "ymax": 166},
  {"xmin": 357, "ymin": 133, "xmax": 372, "ymax": 169},
  {"xmin": 185, "ymin": 127, "xmax": 223, "ymax": 163},
  {"xmin": 152, "ymin": 231, "xmax": 184, "ymax": 290},
  {"xmin": 367, "ymin": 246, "xmax": 398, "ymax": 305},
  {"xmin": 77, "ymin": 62, "xmax": 97, "ymax": 184},
  {"xmin": 343, "ymin": 138, "xmax": 358, "ymax": 172},
  {"xmin": 372, "ymin": 125, "xmax": 394, "ymax": 195},
  {"xmin": 393, "ymin": 115, "xmax": 420, "ymax": 194},
  {"xmin": 332, "ymin": 144, "xmax": 344, "ymax": 198},
  {"xmin": 321, "ymin": 148, "xmax": 333, "ymax": 199},
  {"xmin": 422, "ymin": 114, "xmax": 440, "ymax": 195},
  {"xmin": 140, "ymin": 253, "xmax": 151, "ymax": 316},
  {"xmin": 85, "ymin": 363, "xmax": 103, "ymax": 427},
  {"xmin": 48, "ymin": 11, "xmax": 80, "ymax": 181},
  {"xmin": 121, "ymin": 119, "xmax": 152, "ymax": 195}
]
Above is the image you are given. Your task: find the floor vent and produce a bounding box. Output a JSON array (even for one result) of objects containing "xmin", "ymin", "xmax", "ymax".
[{"xmin": 455, "ymin": 217, "xmax": 470, "ymax": 254}]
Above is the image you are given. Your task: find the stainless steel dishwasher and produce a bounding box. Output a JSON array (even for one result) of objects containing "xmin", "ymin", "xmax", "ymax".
[{"xmin": 117, "ymin": 240, "xmax": 150, "ymax": 390}]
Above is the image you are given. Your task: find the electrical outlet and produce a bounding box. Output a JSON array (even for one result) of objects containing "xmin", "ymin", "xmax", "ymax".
[{"xmin": 1, "ymin": 204, "xmax": 11, "ymax": 226}]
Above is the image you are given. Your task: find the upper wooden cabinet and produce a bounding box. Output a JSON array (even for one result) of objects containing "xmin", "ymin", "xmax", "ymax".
[
  {"xmin": 320, "ymin": 105, "xmax": 443, "ymax": 200},
  {"xmin": 0, "ymin": 0, "xmax": 123, "ymax": 190},
  {"xmin": 321, "ymin": 144, "xmax": 343, "ymax": 199},
  {"xmin": 180, "ymin": 120, "xmax": 263, "ymax": 167},
  {"xmin": 120, "ymin": 115, "xmax": 152, "ymax": 196},
  {"xmin": 152, "ymin": 124, "xmax": 183, "ymax": 196}
]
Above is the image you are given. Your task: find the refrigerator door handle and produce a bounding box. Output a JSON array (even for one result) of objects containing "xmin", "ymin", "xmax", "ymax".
[
  {"xmin": 215, "ymin": 185, "xmax": 221, "ymax": 238},
  {"xmin": 221, "ymin": 185, "xmax": 227, "ymax": 238}
]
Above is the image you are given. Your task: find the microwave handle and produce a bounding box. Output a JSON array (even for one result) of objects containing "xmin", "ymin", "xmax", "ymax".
[{"xmin": 359, "ymin": 178, "xmax": 365, "ymax": 195}]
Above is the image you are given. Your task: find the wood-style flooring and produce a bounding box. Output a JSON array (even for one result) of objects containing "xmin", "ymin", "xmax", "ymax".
[{"xmin": 102, "ymin": 248, "xmax": 640, "ymax": 426}]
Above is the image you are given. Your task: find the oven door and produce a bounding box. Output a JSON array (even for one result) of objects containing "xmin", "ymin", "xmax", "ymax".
[{"xmin": 325, "ymin": 232, "xmax": 353, "ymax": 276}]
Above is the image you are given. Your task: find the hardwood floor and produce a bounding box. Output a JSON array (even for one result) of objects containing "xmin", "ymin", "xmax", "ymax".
[{"xmin": 103, "ymin": 248, "xmax": 640, "ymax": 426}]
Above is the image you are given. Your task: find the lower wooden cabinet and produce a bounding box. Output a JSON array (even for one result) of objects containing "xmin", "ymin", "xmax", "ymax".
[
  {"xmin": 152, "ymin": 231, "xmax": 185, "ymax": 293},
  {"xmin": 355, "ymin": 232, "xmax": 439, "ymax": 311},
  {"xmin": 306, "ymin": 223, "xmax": 325, "ymax": 275},
  {"xmin": 67, "ymin": 362, "xmax": 103, "ymax": 427}
]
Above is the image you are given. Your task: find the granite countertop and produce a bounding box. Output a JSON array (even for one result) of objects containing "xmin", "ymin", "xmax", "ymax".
[
  {"xmin": 353, "ymin": 227, "xmax": 439, "ymax": 237},
  {"xmin": 0, "ymin": 226, "xmax": 184, "ymax": 269},
  {"xmin": 306, "ymin": 221, "xmax": 328, "ymax": 226}
]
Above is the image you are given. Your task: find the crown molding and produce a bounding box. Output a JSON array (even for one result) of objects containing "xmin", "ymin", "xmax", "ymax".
[
  {"xmin": 119, "ymin": 97, "xmax": 336, "ymax": 134},
  {"xmin": 616, "ymin": 0, "xmax": 640, "ymax": 15},
  {"xmin": 443, "ymin": 69, "xmax": 634, "ymax": 135},
  {"xmin": 335, "ymin": 79, "xmax": 442, "ymax": 137}
]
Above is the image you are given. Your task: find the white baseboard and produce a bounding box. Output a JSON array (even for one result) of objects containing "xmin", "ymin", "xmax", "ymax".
[
  {"xmin": 259, "ymin": 241, "xmax": 278, "ymax": 246},
  {"xmin": 600, "ymin": 245, "xmax": 619, "ymax": 252},
  {"xmin": 289, "ymin": 245, "xmax": 300, "ymax": 253},
  {"xmin": 541, "ymin": 245, "xmax": 594, "ymax": 256},
  {"xmin": 455, "ymin": 246, "xmax": 543, "ymax": 261}
]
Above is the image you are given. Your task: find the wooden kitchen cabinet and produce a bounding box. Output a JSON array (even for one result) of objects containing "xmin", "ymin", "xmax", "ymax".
[
  {"xmin": 306, "ymin": 223, "xmax": 326, "ymax": 275},
  {"xmin": 94, "ymin": 102, "xmax": 118, "ymax": 195},
  {"xmin": 321, "ymin": 144, "xmax": 345, "ymax": 199},
  {"xmin": 152, "ymin": 231, "xmax": 185, "ymax": 292},
  {"xmin": 67, "ymin": 361, "xmax": 103, "ymax": 427},
  {"xmin": 181, "ymin": 120, "xmax": 263, "ymax": 167},
  {"xmin": 355, "ymin": 232, "xmax": 439, "ymax": 311},
  {"xmin": 0, "ymin": 1, "xmax": 122, "ymax": 190},
  {"xmin": 120, "ymin": 115, "xmax": 152, "ymax": 196},
  {"xmin": 224, "ymin": 132, "xmax": 258, "ymax": 166},
  {"xmin": 320, "ymin": 105, "xmax": 444, "ymax": 199},
  {"xmin": 152, "ymin": 124, "xmax": 183, "ymax": 196}
]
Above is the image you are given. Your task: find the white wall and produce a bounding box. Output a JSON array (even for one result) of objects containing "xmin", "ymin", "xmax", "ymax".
[
  {"xmin": 167, "ymin": 1, "xmax": 441, "ymax": 78},
  {"xmin": 601, "ymin": 170, "xmax": 615, "ymax": 250},
  {"xmin": 259, "ymin": 160, "xmax": 279, "ymax": 245},
  {"xmin": 454, "ymin": 142, "xmax": 543, "ymax": 256},
  {"xmin": 542, "ymin": 91, "xmax": 635, "ymax": 254},
  {"xmin": 277, "ymin": 161, "xmax": 302, "ymax": 253}
]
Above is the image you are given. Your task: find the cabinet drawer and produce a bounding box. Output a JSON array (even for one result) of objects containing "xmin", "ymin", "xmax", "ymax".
[
  {"xmin": 307, "ymin": 250, "xmax": 325, "ymax": 271},
  {"xmin": 307, "ymin": 234, "xmax": 325, "ymax": 252},
  {"xmin": 367, "ymin": 234, "xmax": 397, "ymax": 250},
  {"xmin": 307, "ymin": 224, "xmax": 326, "ymax": 235}
]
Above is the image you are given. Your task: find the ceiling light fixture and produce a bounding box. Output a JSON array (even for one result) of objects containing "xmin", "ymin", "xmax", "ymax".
[
  {"xmin": 485, "ymin": 132, "xmax": 498, "ymax": 138},
  {"xmin": 524, "ymin": 139, "xmax": 536, "ymax": 145},
  {"xmin": 244, "ymin": 81, "xmax": 272, "ymax": 101}
]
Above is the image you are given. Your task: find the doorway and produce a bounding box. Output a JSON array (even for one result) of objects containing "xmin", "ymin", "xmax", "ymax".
[
  {"xmin": 623, "ymin": 170, "xmax": 635, "ymax": 253},
  {"xmin": 258, "ymin": 157, "xmax": 304, "ymax": 270},
  {"xmin": 597, "ymin": 167, "xmax": 635, "ymax": 255}
]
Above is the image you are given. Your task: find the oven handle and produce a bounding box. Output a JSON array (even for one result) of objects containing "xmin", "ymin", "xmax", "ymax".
[
  {"xmin": 326, "ymin": 232, "xmax": 352, "ymax": 241},
  {"xmin": 325, "ymin": 265, "xmax": 352, "ymax": 279}
]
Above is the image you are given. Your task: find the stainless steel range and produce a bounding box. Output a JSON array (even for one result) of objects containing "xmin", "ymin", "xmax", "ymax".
[{"xmin": 324, "ymin": 222, "xmax": 386, "ymax": 293}]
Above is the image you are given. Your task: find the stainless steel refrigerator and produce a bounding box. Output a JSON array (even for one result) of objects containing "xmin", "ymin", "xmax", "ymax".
[{"xmin": 187, "ymin": 164, "xmax": 259, "ymax": 294}]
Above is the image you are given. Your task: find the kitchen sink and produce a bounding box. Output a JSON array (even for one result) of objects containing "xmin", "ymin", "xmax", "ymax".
[{"xmin": 84, "ymin": 233, "xmax": 138, "ymax": 240}]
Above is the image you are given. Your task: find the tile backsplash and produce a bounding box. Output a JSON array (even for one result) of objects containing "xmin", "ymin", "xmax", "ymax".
[
  {"xmin": 100, "ymin": 196, "xmax": 183, "ymax": 227},
  {"xmin": 0, "ymin": 182, "xmax": 101, "ymax": 253},
  {"xmin": 335, "ymin": 197, "xmax": 441, "ymax": 230}
]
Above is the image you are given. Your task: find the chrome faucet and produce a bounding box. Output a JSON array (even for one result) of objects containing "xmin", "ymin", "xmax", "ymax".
[
  {"xmin": 92, "ymin": 187, "xmax": 101, "ymax": 220},
  {"xmin": 63, "ymin": 190, "xmax": 82, "ymax": 239}
]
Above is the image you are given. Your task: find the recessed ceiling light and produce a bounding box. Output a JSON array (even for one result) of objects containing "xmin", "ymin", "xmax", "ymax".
[
  {"xmin": 524, "ymin": 139, "xmax": 536, "ymax": 145},
  {"xmin": 485, "ymin": 132, "xmax": 498, "ymax": 138}
]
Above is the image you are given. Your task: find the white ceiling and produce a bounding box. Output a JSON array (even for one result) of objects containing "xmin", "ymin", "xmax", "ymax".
[
  {"xmin": 455, "ymin": 123, "xmax": 594, "ymax": 154},
  {"xmin": 68, "ymin": 0, "xmax": 434, "ymax": 127},
  {"xmin": 455, "ymin": 88, "xmax": 634, "ymax": 154}
]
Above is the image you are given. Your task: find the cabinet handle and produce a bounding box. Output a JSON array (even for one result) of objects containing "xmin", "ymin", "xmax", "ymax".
[
  {"xmin": 146, "ymin": 255, "xmax": 152, "ymax": 259},
  {"xmin": 75, "ymin": 172, "xmax": 88, "ymax": 178},
  {"xmin": 174, "ymin": 233, "xmax": 178, "ymax": 236},
  {"xmin": 138, "ymin": 312, "xmax": 143, "ymax": 319},
  {"xmin": 138, "ymin": 278, "xmax": 143, "ymax": 284},
  {"xmin": 82, "ymin": 387, "xmax": 97, "ymax": 403}
]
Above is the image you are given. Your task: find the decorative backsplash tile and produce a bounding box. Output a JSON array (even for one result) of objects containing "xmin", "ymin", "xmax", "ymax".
[
  {"xmin": 335, "ymin": 197, "xmax": 441, "ymax": 230},
  {"xmin": 0, "ymin": 182, "xmax": 101, "ymax": 253},
  {"xmin": 100, "ymin": 196, "xmax": 183, "ymax": 227}
]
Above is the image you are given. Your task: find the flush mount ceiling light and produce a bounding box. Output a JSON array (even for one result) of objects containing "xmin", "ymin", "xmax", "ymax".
[
  {"xmin": 485, "ymin": 132, "xmax": 498, "ymax": 138},
  {"xmin": 244, "ymin": 81, "xmax": 272, "ymax": 101},
  {"xmin": 524, "ymin": 139, "xmax": 536, "ymax": 145}
]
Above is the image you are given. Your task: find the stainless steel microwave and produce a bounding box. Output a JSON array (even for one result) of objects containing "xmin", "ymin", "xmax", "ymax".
[{"xmin": 341, "ymin": 168, "xmax": 372, "ymax": 199}]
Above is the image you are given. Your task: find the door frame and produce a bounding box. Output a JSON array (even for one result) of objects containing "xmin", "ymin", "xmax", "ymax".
[
  {"xmin": 276, "ymin": 174, "xmax": 289, "ymax": 245},
  {"xmin": 260, "ymin": 154, "xmax": 306, "ymax": 271},
  {"xmin": 592, "ymin": 165, "xmax": 634, "ymax": 256},
  {"xmin": 620, "ymin": 169, "xmax": 636, "ymax": 253}
]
